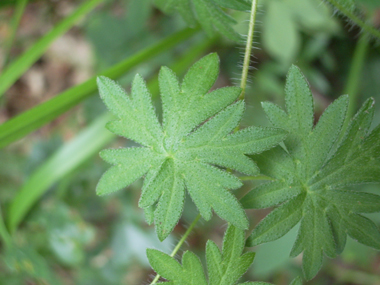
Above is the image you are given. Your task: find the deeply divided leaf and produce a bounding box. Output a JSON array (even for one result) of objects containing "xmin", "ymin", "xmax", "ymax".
[
  {"xmin": 241, "ymin": 65, "xmax": 380, "ymax": 280},
  {"xmin": 147, "ymin": 224, "xmax": 256, "ymax": 284},
  {"xmin": 97, "ymin": 54, "xmax": 286, "ymax": 241}
]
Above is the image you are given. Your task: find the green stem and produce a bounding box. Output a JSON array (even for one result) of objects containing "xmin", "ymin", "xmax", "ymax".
[
  {"xmin": 150, "ymin": 214, "xmax": 202, "ymax": 284},
  {"xmin": 0, "ymin": 206, "xmax": 12, "ymax": 248},
  {"xmin": 324, "ymin": 0, "xmax": 380, "ymax": 40},
  {"xmin": 0, "ymin": 0, "xmax": 104, "ymax": 97},
  {"xmin": 342, "ymin": 33, "xmax": 369, "ymax": 131},
  {"xmin": 3, "ymin": 0, "xmax": 28, "ymax": 68},
  {"xmin": 150, "ymin": 3, "xmax": 260, "ymax": 282},
  {"xmin": 239, "ymin": 0, "xmax": 258, "ymax": 100}
]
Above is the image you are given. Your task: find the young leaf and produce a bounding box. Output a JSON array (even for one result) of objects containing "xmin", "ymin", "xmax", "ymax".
[
  {"xmin": 97, "ymin": 53, "xmax": 287, "ymax": 241},
  {"xmin": 289, "ymin": 276, "xmax": 303, "ymax": 285},
  {"xmin": 241, "ymin": 65, "xmax": 380, "ymax": 280},
  {"xmin": 147, "ymin": 224, "xmax": 258, "ymax": 284},
  {"xmin": 154, "ymin": 0, "xmax": 248, "ymax": 41}
]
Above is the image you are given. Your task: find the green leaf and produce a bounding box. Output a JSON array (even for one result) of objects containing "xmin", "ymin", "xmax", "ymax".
[
  {"xmin": 98, "ymin": 75, "xmax": 163, "ymax": 148},
  {"xmin": 341, "ymin": 212, "xmax": 380, "ymax": 250},
  {"xmin": 243, "ymin": 66, "xmax": 380, "ymax": 280},
  {"xmin": 147, "ymin": 224, "xmax": 256, "ymax": 284},
  {"xmin": 300, "ymin": 197, "xmax": 336, "ymax": 280},
  {"xmin": 184, "ymin": 162, "xmax": 244, "ymax": 223},
  {"xmin": 214, "ymin": 224, "xmax": 255, "ymax": 285},
  {"xmin": 213, "ymin": 0, "xmax": 250, "ymax": 10},
  {"xmin": 154, "ymin": 163, "xmax": 186, "ymax": 242},
  {"xmin": 262, "ymin": 1, "xmax": 300, "ymax": 64},
  {"xmin": 326, "ymin": 205, "xmax": 346, "ymax": 254},
  {"xmin": 147, "ymin": 249, "xmax": 190, "ymax": 283},
  {"xmin": 240, "ymin": 180, "xmax": 302, "ymax": 209},
  {"xmin": 96, "ymin": 148, "xmax": 161, "ymax": 196},
  {"xmin": 240, "ymin": 283, "xmax": 273, "ymax": 285},
  {"xmin": 154, "ymin": 0, "xmax": 244, "ymax": 41},
  {"xmin": 144, "ymin": 206, "xmax": 155, "ymax": 225},
  {"xmin": 289, "ymin": 276, "xmax": 303, "ymax": 285},
  {"xmin": 98, "ymin": 53, "xmax": 286, "ymax": 241},
  {"xmin": 246, "ymin": 194, "xmax": 305, "ymax": 247},
  {"xmin": 6, "ymin": 39, "xmax": 213, "ymax": 233},
  {"xmin": 7, "ymin": 113, "xmax": 115, "ymax": 233}
]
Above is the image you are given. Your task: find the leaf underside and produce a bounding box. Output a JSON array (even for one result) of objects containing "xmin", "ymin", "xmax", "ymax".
[
  {"xmin": 96, "ymin": 53, "xmax": 286, "ymax": 241},
  {"xmin": 147, "ymin": 224, "xmax": 258, "ymax": 285},
  {"xmin": 154, "ymin": 0, "xmax": 251, "ymax": 41},
  {"xmin": 241, "ymin": 65, "xmax": 380, "ymax": 280}
]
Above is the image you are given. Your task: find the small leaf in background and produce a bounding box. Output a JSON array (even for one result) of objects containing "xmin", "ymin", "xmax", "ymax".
[
  {"xmin": 289, "ymin": 276, "xmax": 303, "ymax": 285},
  {"xmin": 154, "ymin": 0, "xmax": 249, "ymax": 41},
  {"xmin": 111, "ymin": 222, "xmax": 173, "ymax": 267},
  {"xmin": 262, "ymin": 1, "xmax": 299, "ymax": 65},
  {"xmin": 30, "ymin": 202, "xmax": 95, "ymax": 266},
  {"xmin": 261, "ymin": 0, "xmax": 338, "ymax": 66},
  {"xmin": 3, "ymin": 246, "xmax": 60, "ymax": 284},
  {"xmin": 241, "ymin": 65, "xmax": 380, "ymax": 280},
  {"xmin": 147, "ymin": 224, "xmax": 258, "ymax": 284},
  {"xmin": 287, "ymin": 0, "xmax": 339, "ymax": 32},
  {"xmin": 97, "ymin": 53, "xmax": 287, "ymax": 241}
]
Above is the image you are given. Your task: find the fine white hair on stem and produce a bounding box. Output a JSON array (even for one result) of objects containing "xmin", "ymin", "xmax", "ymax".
[{"xmin": 322, "ymin": 0, "xmax": 380, "ymax": 42}]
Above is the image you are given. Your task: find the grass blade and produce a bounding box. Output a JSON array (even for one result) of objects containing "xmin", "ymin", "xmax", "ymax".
[
  {"xmin": 0, "ymin": 27, "xmax": 200, "ymax": 149},
  {"xmin": 0, "ymin": 0, "xmax": 103, "ymax": 97},
  {"xmin": 0, "ymin": 205, "xmax": 12, "ymax": 247},
  {"xmin": 7, "ymin": 113, "xmax": 115, "ymax": 233},
  {"xmin": 2, "ymin": 0, "xmax": 28, "ymax": 68}
]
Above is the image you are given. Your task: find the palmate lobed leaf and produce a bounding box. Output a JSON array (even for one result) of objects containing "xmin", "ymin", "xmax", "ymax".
[
  {"xmin": 154, "ymin": 0, "xmax": 250, "ymax": 41},
  {"xmin": 96, "ymin": 53, "xmax": 286, "ymax": 241},
  {"xmin": 241, "ymin": 65, "xmax": 380, "ymax": 280},
  {"xmin": 147, "ymin": 224, "xmax": 301, "ymax": 284},
  {"xmin": 147, "ymin": 224, "xmax": 258, "ymax": 285}
]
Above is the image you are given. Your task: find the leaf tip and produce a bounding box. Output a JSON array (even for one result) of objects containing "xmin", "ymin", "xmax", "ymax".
[
  {"xmin": 288, "ymin": 64, "xmax": 301, "ymax": 73},
  {"xmin": 202, "ymin": 52, "xmax": 220, "ymax": 67},
  {"xmin": 96, "ymin": 76, "xmax": 110, "ymax": 89}
]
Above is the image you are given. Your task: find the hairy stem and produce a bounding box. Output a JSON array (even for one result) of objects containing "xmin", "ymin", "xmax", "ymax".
[
  {"xmin": 3, "ymin": 0, "xmax": 28, "ymax": 68},
  {"xmin": 324, "ymin": 0, "xmax": 380, "ymax": 40},
  {"xmin": 239, "ymin": 0, "xmax": 258, "ymax": 100},
  {"xmin": 150, "ymin": 214, "xmax": 202, "ymax": 284},
  {"xmin": 151, "ymin": 3, "xmax": 260, "ymax": 282}
]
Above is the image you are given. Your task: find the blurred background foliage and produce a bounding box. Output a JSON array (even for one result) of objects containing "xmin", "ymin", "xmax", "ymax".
[{"xmin": 0, "ymin": 0, "xmax": 380, "ymax": 284}]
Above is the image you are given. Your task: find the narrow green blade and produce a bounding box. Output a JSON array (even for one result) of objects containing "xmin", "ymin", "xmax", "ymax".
[
  {"xmin": 0, "ymin": 0, "xmax": 104, "ymax": 96},
  {"xmin": 7, "ymin": 112, "xmax": 115, "ymax": 233},
  {"xmin": 0, "ymin": 27, "xmax": 199, "ymax": 148}
]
